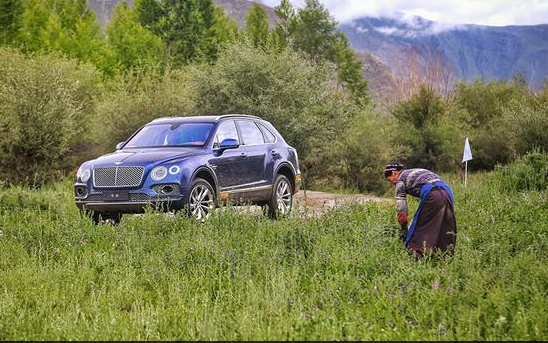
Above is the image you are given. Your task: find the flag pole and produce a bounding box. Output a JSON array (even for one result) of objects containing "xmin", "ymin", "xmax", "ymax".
[{"xmin": 465, "ymin": 160, "xmax": 468, "ymax": 187}]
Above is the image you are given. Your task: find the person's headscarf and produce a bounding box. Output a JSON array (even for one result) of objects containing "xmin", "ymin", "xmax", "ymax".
[{"xmin": 384, "ymin": 163, "xmax": 405, "ymax": 177}]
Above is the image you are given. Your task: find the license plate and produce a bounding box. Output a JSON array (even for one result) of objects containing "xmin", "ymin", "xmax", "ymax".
[{"xmin": 102, "ymin": 191, "xmax": 129, "ymax": 201}]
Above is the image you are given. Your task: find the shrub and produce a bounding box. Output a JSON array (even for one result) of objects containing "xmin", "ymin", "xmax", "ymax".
[
  {"xmin": 492, "ymin": 149, "xmax": 548, "ymax": 192},
  {"xmin": 0, "ymin": 48, "xmax": 101, "ymax": 186},
  {"xmin": 95, "ymin": 68, "xmax": 196, "ymax": 150},
  {"xmin": 391, "ymin": 86, "xmax": 463, "ymax": 172},
  {"xmin": 504, "ymin": 100, "xmax": 548, "ymax": 156}
]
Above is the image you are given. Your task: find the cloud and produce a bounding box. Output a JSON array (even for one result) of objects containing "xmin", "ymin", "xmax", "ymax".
[{"xmin": 258, "ymin": 0, "xmax": 548, "ymax": 26}]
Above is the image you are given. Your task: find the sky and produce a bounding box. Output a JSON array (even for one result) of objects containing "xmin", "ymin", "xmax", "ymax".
[{"xmin": 258, "ymin": 0, "xmax": 548, "ymax": 26}]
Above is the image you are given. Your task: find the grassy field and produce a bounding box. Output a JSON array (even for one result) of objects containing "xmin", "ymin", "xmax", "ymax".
[{"xmin": 0, "ymin": 173, "xmax": 547, "ymax": 340}]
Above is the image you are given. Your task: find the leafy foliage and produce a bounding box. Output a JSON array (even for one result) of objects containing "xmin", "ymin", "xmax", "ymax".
[
  {"xmin": 0, "ymin": 0, "xmax": 24, "ymax": 45},
  {"xmin": 492, "ymin": 149, "xmax": 548, "ymax": 192},
  {"xmin": 134, "ymin": 0, "xmax": 238, "ymax": 66},
  {"xmin": 245, "ymin": 2, "xmax": 269, "ymax": 49},
  {"xmin": 16, "ymin": 0, "xmax": 115, "ymax": 75},
  {"xmin": 106, "ymin": 2, "xmax": 165, "ymax": 72},
  {"xmin": 0, "ymin": 48, "xmax": 102, "ymax": 185},
  {"xmin": 391, "ymin": 86, "xmax": 462, "ymax": 171},
  {"xmin": 95, "ymin": 69, "xmax": 196, "ymax": 150}
]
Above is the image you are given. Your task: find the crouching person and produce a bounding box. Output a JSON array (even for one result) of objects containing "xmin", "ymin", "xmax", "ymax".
[{"xmin": 384, "ymin": 163, "xmax": 457, "ymax": 259}]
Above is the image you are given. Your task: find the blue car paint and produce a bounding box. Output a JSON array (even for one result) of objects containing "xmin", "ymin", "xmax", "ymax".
[{"xmin": 74, "ymin": 115, "xmax": 301, "ymax": 215}]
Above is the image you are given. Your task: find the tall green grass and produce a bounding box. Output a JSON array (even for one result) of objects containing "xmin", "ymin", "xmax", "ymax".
[{"xmin": 0, "ymin": 175, "xmax": 547, "ymax": 340}]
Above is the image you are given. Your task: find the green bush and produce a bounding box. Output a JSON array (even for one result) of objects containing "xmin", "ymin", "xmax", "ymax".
[
  {"xmin": 492, "ymin": 150, "xmax": 548, "ymax": 192},
  {"xmin": 0, "ymin": 48, "xmax": 102, "ymax": 185},
  {"xmin": 323, "ymin": 108, "xmax": 396, "ymax": 194},
  {"xmin": 450, "ymin": 79, "xmax": 528, "ymax": 170},
  {"xmin": 504, "ymin": 100, "xmax": 548, "ymax": 156},
  {"xmin": 95, "ymin": 68, "xmax": 196, "ymax": 150},
  {"xmin": 391, "ymin": 86, "xmax": 463, "ymax": 172}
]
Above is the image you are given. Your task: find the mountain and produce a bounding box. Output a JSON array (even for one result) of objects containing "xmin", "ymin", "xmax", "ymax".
[{"xmin": 340, "ymin": 14, "xmax": 548, "ymax": 89}]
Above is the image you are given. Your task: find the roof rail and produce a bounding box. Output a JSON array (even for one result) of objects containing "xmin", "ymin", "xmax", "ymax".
[{"xmin": 217, "ymin": 114, "xmax": 261, "ymax": 120}]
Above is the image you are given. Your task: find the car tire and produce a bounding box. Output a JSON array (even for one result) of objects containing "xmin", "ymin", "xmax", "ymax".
[
  {"xmin": 267, "ymin": 174, "xmax": 293, "ymax": 219},
  {"xmin": 185, "ymin": 178, "xmax": 217, "ymax": 221}
]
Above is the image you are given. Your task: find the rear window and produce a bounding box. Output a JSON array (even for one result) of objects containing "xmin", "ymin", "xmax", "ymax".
[
  {"xmin": 237, "ymin": 121, "xmax": 265, "ymax": 145},
  {"xmin": 258, "ymin": 123, "xmax": 276, "ymax": 143}
]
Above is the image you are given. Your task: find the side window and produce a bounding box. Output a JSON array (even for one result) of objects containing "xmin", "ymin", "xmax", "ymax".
[
  {"xmin": 258, "ymin": 123, "xmax": 276, "ymax": 143},
  {"xmin": 238, "ymin": 121, "xmax": 265, "ymax": 145},
  {"xmin": 214, "ymin": 120, "xmax": 239, "ymax": 149}
]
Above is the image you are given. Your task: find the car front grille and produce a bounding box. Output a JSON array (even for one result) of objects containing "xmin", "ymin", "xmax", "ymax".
[{"xmin": 93, "ymin": 166, "xmax": 144, "ymax": 188}]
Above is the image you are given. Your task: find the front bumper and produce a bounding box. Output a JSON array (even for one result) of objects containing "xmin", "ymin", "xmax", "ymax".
[
  {"xmin": 74, "ymin": 183, "xmax": 187, "ymax": 214},
  {"xmin": 75, "ymin": 198, "xmax": 184, "ymax": 213}
]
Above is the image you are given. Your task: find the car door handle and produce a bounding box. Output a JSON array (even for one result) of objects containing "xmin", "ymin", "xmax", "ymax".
[
  {"xmin": 271, "ymin": 150, "xmax": 279, "ymax": 157},
  {"xmin": 240, "ymin": 153, "xmax": 247, "ymax": 159}
]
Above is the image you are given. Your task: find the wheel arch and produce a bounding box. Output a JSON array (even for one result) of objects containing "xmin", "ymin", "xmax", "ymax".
[
  {"xmin": 275, "ymin": 163, "xmax": 296, "ymax": 193},
  {"xmin": 191, "ymin": 166, "xmax": 219, "ymax": 196}
]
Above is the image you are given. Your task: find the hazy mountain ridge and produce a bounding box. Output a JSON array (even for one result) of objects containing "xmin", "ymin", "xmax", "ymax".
[{"xmin": 340, "ymin": 15, "xmax": 548, "ymax": 89}]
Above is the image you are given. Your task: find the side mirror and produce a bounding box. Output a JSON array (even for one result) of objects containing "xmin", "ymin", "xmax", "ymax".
[
  {"xmin": 219, "ymin": 138, "xmax": 239, "ymax": 150},
  {"xmin": 115, "ymin": 141, "xmax": 125, "ymax": 150}
]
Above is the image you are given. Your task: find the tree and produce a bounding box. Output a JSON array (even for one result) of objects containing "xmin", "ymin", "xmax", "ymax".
[
  {"xmin": 245, "ymin": 2, "xmax": 269, "ymax": 49},
  {"xmin": 0, "ymin": 0, "xmax": 24, "ymax": 45},
  {"xmin": 290, "ymin": 0, "xmax": 337, "ymax": 62},
  {"xmin": 392, "ymin": 47, "xmax": 456, "ymax": 101},
  {"xmin": 271, "ymin": 0, "xmax": 294, "ymax": 52},
  {"xmin": 16, "ymin": 0, "xmax": 115, "ymax": 75},
  {"xmin": 134, "ymin": 0, "xmax": 238, "ymax": 65},
  {"xmin": 106, "ymin": 2, "xmax": 165, "ymax": 71},
  {"xmin": 289, "ymin": 0, "xmax": 369, "ymax": 105}
]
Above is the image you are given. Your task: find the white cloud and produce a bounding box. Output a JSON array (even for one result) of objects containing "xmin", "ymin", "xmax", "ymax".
[{"xmin": 258, "ymin": 0, "xmax": 548, "ymax": 26}]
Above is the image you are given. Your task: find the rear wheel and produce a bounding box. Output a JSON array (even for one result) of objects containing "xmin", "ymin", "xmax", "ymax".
[
  {"xmin": 186, "ymin": 178, "xmax": 216, "ymax": 221},
  {"xmin": 267, "ymin": 174, "xmax": 293, "ymax": 219}
]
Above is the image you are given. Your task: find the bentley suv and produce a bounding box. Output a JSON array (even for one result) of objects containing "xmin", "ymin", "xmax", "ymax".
[{"xmin": 74, "ymin": 114, "xmax": 301, "ymax": 223}]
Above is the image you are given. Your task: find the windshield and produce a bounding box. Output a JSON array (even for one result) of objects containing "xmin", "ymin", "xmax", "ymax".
[{"xmin": 124, "ymin": 123, "xmax": 213, "ymax": 148}]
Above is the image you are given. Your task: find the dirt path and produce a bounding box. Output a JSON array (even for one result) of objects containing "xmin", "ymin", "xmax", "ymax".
[
  {"xmin": 226, "ymin": 190, "xmax": 389, "ymax": 217},
  {"xmin": 292, "ymin": 190, "xmax": 388, "ymax": 216}
]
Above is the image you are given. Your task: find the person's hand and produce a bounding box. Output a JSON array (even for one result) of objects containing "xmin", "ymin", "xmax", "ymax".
[{"xmin": 397, "ymin": 212, "xmax": 408, "ymax": 226}]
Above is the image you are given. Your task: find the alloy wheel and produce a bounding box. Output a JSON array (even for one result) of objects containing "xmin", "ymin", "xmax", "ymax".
[
  {"xmin": 276, "ymin": 180, "xmax": 292, "ymax": 215},
  {"xmin": 189, "ymin": 185, "xmax": 214, "ymax": 221}
]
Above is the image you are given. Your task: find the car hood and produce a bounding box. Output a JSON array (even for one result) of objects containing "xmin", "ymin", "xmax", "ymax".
[{"xmin": 92, "ymin": 148, "xmax": 203, "ymax": 166}]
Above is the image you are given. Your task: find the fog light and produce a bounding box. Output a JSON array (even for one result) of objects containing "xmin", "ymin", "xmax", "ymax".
[
  {"xmin": 75, "ymin": 186, "xmax": 87, "ymax": 198},
  {"xmin": 161, "ymin": 185, "xmax": 174, "ymax": 195}
]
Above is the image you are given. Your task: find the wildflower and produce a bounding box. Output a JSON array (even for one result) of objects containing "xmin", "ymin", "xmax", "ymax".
[
  {"xmin": 53, "ymin": 248, "xmax": 61, "ymax": 254},
  {"xmin": 496, "ymin": 316, "xmax": 507, "ymax": 326}
]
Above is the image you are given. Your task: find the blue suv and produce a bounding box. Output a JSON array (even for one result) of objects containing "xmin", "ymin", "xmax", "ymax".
[{"xmin": 74, "ymin": 115, "xmax": 301, "ymax": 223}]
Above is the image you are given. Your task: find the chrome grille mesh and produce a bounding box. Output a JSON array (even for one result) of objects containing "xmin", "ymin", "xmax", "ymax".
[{"xmin": 93, "ymin": 166, "xmax": 144, "ymax": 188}]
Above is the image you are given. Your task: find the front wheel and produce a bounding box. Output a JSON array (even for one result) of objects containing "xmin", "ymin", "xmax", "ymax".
[
  {"xmin": 185, "ymin": 178, "xmax": 217, "ymax": 221},
  {"xmin": 85, "ymin": 210, "xmax": 122, "ymax": 225},
  {"xmin": 267, "ymin": 174, "xmax": 293, "ymax": 219}
]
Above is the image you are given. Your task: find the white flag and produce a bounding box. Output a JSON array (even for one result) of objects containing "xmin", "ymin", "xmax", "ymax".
[{"xmin": 462, "ymin": 137, "xmax": 473, "ymax": 163}]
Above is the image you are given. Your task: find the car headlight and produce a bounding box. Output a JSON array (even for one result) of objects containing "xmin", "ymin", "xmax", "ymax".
[
  {"xmin": 151, "ymin": 166, "xmax": 168, "ymax": 181},
  {"xmin": 77, "ymin": 165, "xmax": 91, "ymax": 183},
  {"xmin": 81, "ymin": 169, "xmax": 91, "ymax": 183}
]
